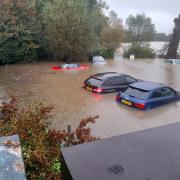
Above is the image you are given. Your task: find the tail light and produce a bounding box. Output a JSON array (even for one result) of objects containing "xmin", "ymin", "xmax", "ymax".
[
  {"xmin": 83, "ymin": 83, "xmax": 86, "ymax": 87},
  {"xmin": 116, "ymin": 96, "xmax": 121, "ymax": 101},
  {"xmin": 133, "ymin": 103, "xmax": 145, "ymax": 109},
  {"xmin": 94, "ymin": 88, "xmax": 102, "ymax": 93}
]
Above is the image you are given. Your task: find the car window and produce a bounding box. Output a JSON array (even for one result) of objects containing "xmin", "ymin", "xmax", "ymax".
[
  {"xmin": 93, "ymin": 56, "xmax": 105, "ymax": 62},
  {"xmin": 151, "ymin": 87, "xmax": 175, "ymax": 98},
  {"xmin": 61, "ymin": 64, "xmax": 69, "ymax": 68},
  {"xmin": 124, "ymin": 87, "xmax": 150, "ymax": 99},
  {"xmin": 126, "ymin": 76, "xmax": 136, "ymax": 83},
  {"xmin": 103, "ymin": 77, "xmax": 126, "ymax": 86},
  {"xmin": 86, "ymin": 78, "xmax": 102, "ymax": 86},
  {"xmin": 103, "ymin": 79, "xmax": 115, "ymax": 86},
  {"xmin": 169, "ymin": 60, "xmax": 173, "ymax": 64},
  {"xmin": 175, "ymin": 60, "xmax": 180, "ymax": 64},
  {"xmin": 69, "ymin": 64, "xmax": 78, "ymax": 68}
]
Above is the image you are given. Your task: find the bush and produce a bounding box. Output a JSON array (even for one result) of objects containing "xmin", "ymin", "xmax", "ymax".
[
  {"xmin": 0, "ymin": 32, "xmax": 38, "ymax": 65},
  {"xmin": 93, "ymin": 47, "xmax": 115, "ymax": 58},
  {"xmin": 123, "ymin": 43, "xmax": 155, "ymax": 58},
  {"xmin": 0, "ymin": 96, "xmax": 99, "ymax": 179},
  {"xmin": 102, "ymin": 47, "xmax": 115, "ymax": 58}
]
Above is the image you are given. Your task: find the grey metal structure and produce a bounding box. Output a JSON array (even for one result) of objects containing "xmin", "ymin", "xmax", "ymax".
[{"xmin": 61, "ymin": 123, "xmax": 180, "ymax": 180}]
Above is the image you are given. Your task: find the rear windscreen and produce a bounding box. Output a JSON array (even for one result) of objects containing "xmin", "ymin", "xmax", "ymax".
[
  {"xmin": 86, "ymin": 78, "xmax": 102, "ymax": 86},
  {"xmin": 124, "ymin": 87, "xmax": 150, "ymax": 99},
  {"xmin": 175, "ymin": 60, "xmax": 180, "ymax": 64}
]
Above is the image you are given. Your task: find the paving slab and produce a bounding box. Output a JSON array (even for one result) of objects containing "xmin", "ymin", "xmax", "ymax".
[
  {"xmin": 61, "ymin": 122, "xmax": 180, "ymax": 180},
  {"xmin": 0, "ymin": 135, "xmax": 26, "ymax": 180}
]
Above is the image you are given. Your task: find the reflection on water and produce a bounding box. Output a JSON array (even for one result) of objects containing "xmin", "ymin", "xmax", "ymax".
[{"xmin": 0, "ymin": 59, "xmax": 180, "ymax": 138}]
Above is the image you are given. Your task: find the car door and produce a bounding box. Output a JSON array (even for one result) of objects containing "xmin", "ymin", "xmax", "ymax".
[
  {"xmin": 115, "ymin": 77, "xmax": 134, "ymax": 91},
  {"xmin": 149, "ymin": 87, "xmax": 176, "ymax": 108},
  {"xmin": 102, "ymin": 78, "xmax": 117, "ymax": 92},
  {"xmin": 102, "ymin": 77, "xmax": 127, "ymax": 92}
]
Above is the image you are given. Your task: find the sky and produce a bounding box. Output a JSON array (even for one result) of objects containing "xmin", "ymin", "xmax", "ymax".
[{"xmin": 105, "ymin": 0, "xmax": 180, "ymax": 34}]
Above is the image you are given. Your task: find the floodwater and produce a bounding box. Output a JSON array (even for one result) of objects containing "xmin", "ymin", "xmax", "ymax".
[{"xmin": 0, "ymin": 59, "xmax": 180, "ymax": 139}]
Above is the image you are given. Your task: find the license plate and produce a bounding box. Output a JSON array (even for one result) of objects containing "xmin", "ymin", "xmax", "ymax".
[
  {"xmin": 122, "ymin": 99, "xmax": 132, "ymax": 106},
  {"xmin": 86, "ymin": 86, "xmax": 92, "ymax": 91}
]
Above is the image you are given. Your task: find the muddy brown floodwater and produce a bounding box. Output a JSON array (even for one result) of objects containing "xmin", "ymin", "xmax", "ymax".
[{"xmin": 0, "ymin": 59, "xmax": 180, "ymax": 138}]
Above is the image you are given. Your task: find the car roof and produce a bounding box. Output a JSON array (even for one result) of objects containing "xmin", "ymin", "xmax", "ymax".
[
  {"xmin": 130, "ymin": 81, "xmax": 165, "ymax": 91},
  {"xmin": 62, "ymin": 63, "xmax": 78, "ymax": 65},
  {"xmin": 91, "ymin": 72, "xmax": 124, "ymax": 80}
]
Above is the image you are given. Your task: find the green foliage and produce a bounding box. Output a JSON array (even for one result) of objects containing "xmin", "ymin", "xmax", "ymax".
[
  {"xmin": 43, "ymin": 0, "xmax": 107, "ymax": 60},
  {"xmin": 153, "ymin": 33, "xmax": 171, "ymax": 42},
  {"xmin": 0, "ymin": 31, "xmax": 38, "ymax": 64},
  {"xmin": 95, "ymin": 47, "xmax": 115, "ymax": 58},
  {"xmin": 51, "ymin": 158, "xmax": 61, "ymax": 173},
  {"xmin": 87, "ymin": 0, "xmax": 97, "ymax": 10},
  {"xmin": 0, "ymin": 96, "xmax": 99, "ymax": 179},
  {"xmin": 102, "ymin": 48, "xmax": 115, "ymax": 58},
  {"xmin": 124, "ymin": 43, "xmax": 155, "ymax": 58},
  {"xmin": 0, "ymin": 0, "xmax": 123, "ymax": 63},
  {"xmin": 0, "ymin": 0, "xmax": 40, "ymax": 64},
  {"xmin": 125, "ymin": 13, "xmax": 156, "ymax": 42}
]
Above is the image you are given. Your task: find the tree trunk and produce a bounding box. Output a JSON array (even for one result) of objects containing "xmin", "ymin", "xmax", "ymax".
[{"xmin": 166, "ymin": 14, "xmax": 180, "ymax": 59}]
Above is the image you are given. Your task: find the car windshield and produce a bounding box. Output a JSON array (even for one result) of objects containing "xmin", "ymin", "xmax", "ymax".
[
  {"xmin": 68, "ymin": 64, "xmax": 78, "ymax": 68},
  {"xmin": 124, "ymin": 87, "xmax": 150, "ymax": 99},
  {"xmin": 93, "ymin": 56, "xmax": 105, "ymax": 62},
  {"xmin": 165, "ymin": 59, "xmax": 180, "ymax": 64},
  {"xmin": 86, "ymin": 78, "xmax": 103, "ymax": 87},
  {"xmin": 174, "ymin": 60, "xmax": 180, "ymax": 64},
  {"xmin": 61, "ymin": 64, "xmax": 69, "ymax": 68}
]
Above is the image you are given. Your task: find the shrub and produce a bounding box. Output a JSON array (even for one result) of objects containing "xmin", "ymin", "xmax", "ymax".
[
  {"xmin": 0, "ymin": 96, "xmax": 99, "ymax": 179},
  {"xmin": 101, "ymin": 47, "xmax": 115, "ymax": 58},
  {"xmin": 0, "ymin": 32, "xmax": 38, "ymax": 64},
  {"xmin": 123, "ymin": 43, "xmax": 155, "ymax": 58},
  {"xmin": 93, "ymin": 47, "xmax": 115, "ymax": 58}
]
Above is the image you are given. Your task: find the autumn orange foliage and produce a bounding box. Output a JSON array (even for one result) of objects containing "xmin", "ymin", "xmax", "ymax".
[{"xmin": 0, "ymin": 96, "xmax": 99, "ymax": 179}]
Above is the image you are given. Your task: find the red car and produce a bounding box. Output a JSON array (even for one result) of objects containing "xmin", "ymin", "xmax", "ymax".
[{"xmin": 52, "ymin": 63, "xmax": 89, "ymax": 71}]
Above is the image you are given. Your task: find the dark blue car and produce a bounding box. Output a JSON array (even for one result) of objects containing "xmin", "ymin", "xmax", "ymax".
[{"xmin": 116, "ymin": 81, "xmax": 180, "ymax": 110}]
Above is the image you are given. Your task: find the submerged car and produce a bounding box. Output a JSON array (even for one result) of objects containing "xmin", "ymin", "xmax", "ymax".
[
  {"xmin": 92, "ymin": 56, "xmax": 106, "ymax": 64},
  {"xmin": 52, "ymin": 63, "xmax": 89, "ymax": 70},
  {"xmin": 164, "ymin": 59, "xmax": 180, "ymax": 65},
  {"xmin": 116, "ymin": 81, "xmax": 180, "ymax": 110},
  {"xmin": 83, "ymin": 72, "xmax": 138, "ymax": 93}
]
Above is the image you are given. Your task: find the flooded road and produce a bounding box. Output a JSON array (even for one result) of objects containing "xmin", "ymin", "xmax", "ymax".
[{"xmin": 0, "ymin": 59, "xmax": 180, "ymax": 138}]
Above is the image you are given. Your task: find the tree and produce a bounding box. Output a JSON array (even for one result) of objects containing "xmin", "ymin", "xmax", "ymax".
[
  {"xmin": 87, "ymin": 0, "xmax": 97, "ymax": 10},
  {"xmin": 123, "ymin": 42, "xmax": 155, "ymax": 58},
  {"xmin": 43, "ymin": 0, "xmax": 107, "ymax": 61},
  {"xmin": 125, "ymin": 13, "xmax": 156, "ymax": 43},
  {"xmin": 153, "ymin": 33, "xmax": 169, "ymax": 41},
  {"xmin": 0, "ymin": 0, "xmax": 40, "ymax": 64},
  {"xmin": 101, "ymin": 11, "xmax": 124, "ymax": 49},
  {"xmin": 100, "ymin": 11, "xmax": 124, "ymax": 57}
]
